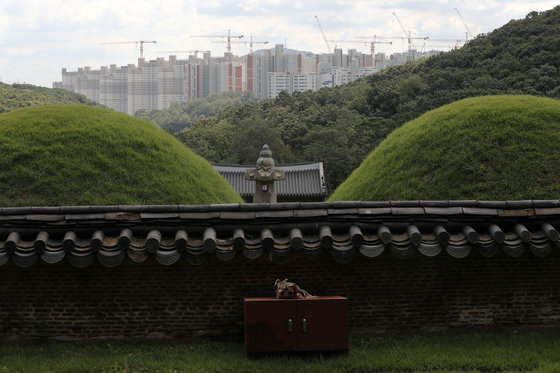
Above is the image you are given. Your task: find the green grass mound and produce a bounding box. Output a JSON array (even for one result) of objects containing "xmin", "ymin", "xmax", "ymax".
[
  {"xmin": 331, "ymin": 95, "xmax": 560, "ymax": 201},
  {"xmin": 0, "ymin": 105, "xmax": 242, "ymax": 206}
]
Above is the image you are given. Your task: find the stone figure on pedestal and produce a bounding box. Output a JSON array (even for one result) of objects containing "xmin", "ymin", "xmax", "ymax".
[{"xmin": 245, "ymin": 144, "xmax": 285, "ymax": 203}]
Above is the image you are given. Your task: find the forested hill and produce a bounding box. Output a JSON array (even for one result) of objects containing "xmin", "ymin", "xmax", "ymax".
[
  {"xmin": 176, "ymin": 6, "xmax": 560, "ymax": 191},
  {"xmin": 135, "ymin": 92, "xmax": 257, "ymax": 132},
  {"xmin": 0, "ymin": 83, "xmax": 100, "ymax": 113}
]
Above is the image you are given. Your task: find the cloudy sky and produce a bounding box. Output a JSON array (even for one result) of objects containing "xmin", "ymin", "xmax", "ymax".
[{"xmin": 0, "ymin": 0, "xmax": 558, "ymax": 87}]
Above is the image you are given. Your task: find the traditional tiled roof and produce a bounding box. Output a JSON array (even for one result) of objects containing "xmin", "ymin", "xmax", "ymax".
[
  {"xmin": 213, "ymin": 162, "xmax": 328, "ymax": 199},
  {"xmin": 1, "ymin": 200, "xmax": 559, "ymax": 268}
]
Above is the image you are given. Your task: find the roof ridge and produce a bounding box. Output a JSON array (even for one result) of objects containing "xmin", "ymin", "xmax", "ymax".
[{"xmin": 0, "ymin": 200, "xmax": 559, "ymax": 216}]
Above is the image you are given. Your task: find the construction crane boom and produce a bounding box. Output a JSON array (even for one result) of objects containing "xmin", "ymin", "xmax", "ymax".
[
  {"xmin": 191, "ymin": 30, "xmax": 243, "ymax": 54},
  {"xmin": 328, "ymin": 40, "xmax": 369, "ymax": 43},
  {"xmin": 314, "ymin": 15, "xmax": 331, "ymax": 53},
  {"xmin": 427, "ymin": 38, "xmax": 464, "ymax": 49},
  {"xmin": 392, "ymin": 12, "xmax": 416, "ymax": 51},
  {"xmin": 157, "ymin": 50, "xmax": 210, "ymax": 58},
  {"xmin": 423, "ymin": 45, "xmax": 456, "ymax": 49},
  {"xmin": 427, "ymin": 38, "xmax": 463, "ymax": 42},
  {"xmin": 356, "ymin": 35, "xmax": 428, "ymax": 41},
  {"xmin": 455, "ymin": 8, "xmax": 472, "ymax": 42},
  {"xmin": 328, "ymin": 39, "xmax": 392, "ymax": 55},
  {"xmin": 101, "ymin": 40, "xmax": 156, "ymax": 59},
  {"xmin": 214, "ymin": 36, "xmax": 269, "ymax": 53}
]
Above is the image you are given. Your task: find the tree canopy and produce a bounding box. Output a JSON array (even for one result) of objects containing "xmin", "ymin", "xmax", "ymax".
[{"xmin": 135, "ymin": 91, "xmax": 257, "ymax": 132}]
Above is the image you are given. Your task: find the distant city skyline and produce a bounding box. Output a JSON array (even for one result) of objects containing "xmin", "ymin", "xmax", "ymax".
[
  {"xmin": 59, "ymin": 43, "xmax": 435, "ymax": 116},
  {"xmin": 0, "ymin": 0, "xmax": 558, "ymax": 87}
]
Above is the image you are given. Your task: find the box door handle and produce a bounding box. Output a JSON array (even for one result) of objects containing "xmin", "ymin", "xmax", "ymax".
[
  {"xmin": 288, "ymin": 318, "xmax": 293, "ymax": 333},
  {"xmin": 302, "ymin": 318, "xmax": 307, "ymax": 333}
]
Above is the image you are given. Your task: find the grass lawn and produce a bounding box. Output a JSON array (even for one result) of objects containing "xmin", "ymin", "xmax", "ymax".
[{"xmin": 1, "ymin": 328, "xmax": 560, "ymax": 372}]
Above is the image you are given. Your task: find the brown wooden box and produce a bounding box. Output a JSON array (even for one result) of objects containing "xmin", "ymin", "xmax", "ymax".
[{"xmin": 244, "ymin": 296, "xmax": 349, "ymax": 352}]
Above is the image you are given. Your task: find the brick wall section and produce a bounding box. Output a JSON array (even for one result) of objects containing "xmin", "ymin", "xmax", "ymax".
[{"xmin": 1, "ymin": 250, "xmax": 560, "ymax": 340}]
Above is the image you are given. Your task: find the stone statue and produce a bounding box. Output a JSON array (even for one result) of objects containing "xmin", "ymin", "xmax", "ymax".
[
  {"xmin": 245, "ymin": 144, "xmax": 285, "ymax": 203},
  {"xmin": 274, "ymin": 279, "xmax": 315, "ymax": 299}
]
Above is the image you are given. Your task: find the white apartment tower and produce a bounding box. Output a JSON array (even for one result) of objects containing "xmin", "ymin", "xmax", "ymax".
[
  {"xmin": 246, "ymin": 49, "xmax": 272, "ymax": 99},
  {"xmin": 99, "ymin": 64, "xmax": 127, "ymax": 113},
  {"xmin": 292, "ymin": 73, "xmax": 316, "ymax": 92},
  {"xmin": 333, "ymin": 48, "xmax": 344, "ymax": 67},
  {"xmin": 267, "ymin": 72, "xmax": 290, "ymax": 98},
  {"xmin": 61, "ymin": 57, "xmax": 188, "ymax": 116},
  {"xmin": 274, "ymin": 44, "xmax": 285, "ymax": 72}
]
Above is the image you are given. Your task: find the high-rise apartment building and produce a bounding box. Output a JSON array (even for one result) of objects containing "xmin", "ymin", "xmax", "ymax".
[
  {"xmin": 292, "ymin": 73, "xmax": 316, "ymax": 92},
  {"xmin": 267, "ymin": 72, "xmax": 291, "ymax": 99},
  {"xmin": 246, "ymin": 49, "xmax": 272, "ymax": 99},
  {"xmin": 274, "ymin": 44, "xmax": 285, "ymax": 72},
  {"xmin": 333, "ymin": 48, "xmax": 344, "ymax": 67},
  {"xmin": 55, "ymin": 45, "xmax": 441, "ymax": 114},
  {"xmin": 60, "ymin": 57, "xmax": 187, "ymax": 116},
  {"xmin": 61, "ymin": 66, "xmax": 103, "ymax": 102},
  {"xmin": 99, "ymin": 64, "xmax": 128, "ymax": 113}
]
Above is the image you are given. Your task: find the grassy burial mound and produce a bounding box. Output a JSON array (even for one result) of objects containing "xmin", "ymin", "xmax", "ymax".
[
  {"xmin": 330, "ymin": 95, "xmax": 560, "ymax": 201},
  {"xmin": 0, "ymin": 105, "xmax": 242, "ymax": 206}
]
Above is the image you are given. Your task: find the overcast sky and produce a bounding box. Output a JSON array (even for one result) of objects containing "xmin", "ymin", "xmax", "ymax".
[{"xmin": 0, "ymin": 0, "xmax": 558, "ymax": 87}]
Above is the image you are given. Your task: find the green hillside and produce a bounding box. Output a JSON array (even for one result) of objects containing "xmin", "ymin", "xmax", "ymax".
[
  {"xmin": 0, "ymin": 82, "xmax": 100, "ymax": 113},
  {"xmin": 331, "ymin": 95, "xmax": 560, "ymax": 201},
  {"xmin": 0, "ymin": 105, "xmax": 242, "ymax": 206},
  {"xmin": 175, "ymin": 6, "xmax": 560, "ymax": 191}
]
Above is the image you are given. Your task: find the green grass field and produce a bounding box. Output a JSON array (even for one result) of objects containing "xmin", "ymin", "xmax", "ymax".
[
  {"xmin": 1, "ymin": 329, "xmax": 560, "ymax": 372},
  {"xmin": 0, "ymin": 105, "xmax": 242, "ymax": 206},
  {"xmin": 331, "ymin": 95, "xmax": 560, "ymax": 201}
]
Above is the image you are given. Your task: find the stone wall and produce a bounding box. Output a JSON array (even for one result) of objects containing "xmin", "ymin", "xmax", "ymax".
[{"xmin": 1, "ymin": 249, "xmax": 560, "ymax": 340}]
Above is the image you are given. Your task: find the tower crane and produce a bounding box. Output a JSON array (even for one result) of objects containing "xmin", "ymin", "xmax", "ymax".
[
  {"xmin": 425, "ymin": 38, "xmax": 464, "ymax": 49},
  {"xmin": 455, "ymin": 8, "xmax": 473, "ymax": 43},
  {"xmin": 421, "ymin": 43, "xmax": 457, "ymax": 52},
  {"xmin": 356, "ymin": 34, "xmax": 428, "ymax": 53},
  {"xmin": 328, "ymin": 39, "xmax": 392, "ymax": 55},
  {"xmin": 357, "ymin": 35, "xmax": 428, "ymax": 41},
  {"xmin": 191, "ymin": 30, "xmax": 243, "ymax": 54},
  {"xmin": 213, "ymin": 36, "xmax": 269, "ymax": 53},
  {"xmin": 392, "ymin": 12, "xmax": 417, "ymax": 51},
  {"xmin": 101, "ymin": 40, "xmax": 157, "ymax": 59},
  {"xmin": 314, "ymin": 15, "xmax": 332, "ymax": 53},
  {"xmin": 157, "ymin": 50, "xmax": 210, "ymax": 58}
]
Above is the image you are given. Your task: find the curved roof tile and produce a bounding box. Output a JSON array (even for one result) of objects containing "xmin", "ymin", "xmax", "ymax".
[{"xmin": 0, "ymin": 201, "xmax": 560, "ymax": 267}]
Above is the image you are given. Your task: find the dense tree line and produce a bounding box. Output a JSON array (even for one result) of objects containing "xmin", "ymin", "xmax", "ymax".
[
  {"xmin": 135, "ymin": 92, "xmax": 256, "ymax": 132},
  {"xmin": 172, "ymin": 7, "xmax": 560, "ymax": 192}
]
